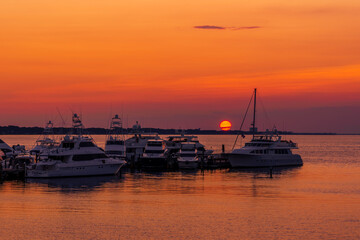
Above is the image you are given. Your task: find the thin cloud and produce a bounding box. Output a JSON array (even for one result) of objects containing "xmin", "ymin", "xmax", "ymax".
[
  {"xmin": 194, "ymin": 25, "xmax": 261, "ymax": 30},
  {"xmin": 194, "ymin": 25, "xmax": 226, "ymax": 30}
]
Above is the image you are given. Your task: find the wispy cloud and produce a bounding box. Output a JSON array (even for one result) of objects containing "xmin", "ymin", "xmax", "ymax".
[
  {"xmin": 194, "ymin": 25, "xmax": 226, "ymax": 30},
  {"xmin": 194, "ymin": 25, "xmax": 261, "ymax": 30}
]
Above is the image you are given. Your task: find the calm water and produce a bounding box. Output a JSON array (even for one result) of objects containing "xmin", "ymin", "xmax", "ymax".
[{"xmin": 0, "ymin": 135, "xmax": 359, "ymax": 239}]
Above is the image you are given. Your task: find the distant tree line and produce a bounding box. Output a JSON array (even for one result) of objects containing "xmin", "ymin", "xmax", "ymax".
[{"xmin": 0, "ymin": 125, "xmax": 337, "ymax": 135}]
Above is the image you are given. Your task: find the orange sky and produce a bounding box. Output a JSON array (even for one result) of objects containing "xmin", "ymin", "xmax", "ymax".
[{"xmin": 1, "ymin": 0, "xmax": 360, "ymax": 132}]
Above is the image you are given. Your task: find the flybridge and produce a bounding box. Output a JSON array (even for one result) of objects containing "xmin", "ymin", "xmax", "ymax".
[
  {"xmin": 167, "ymin": 135, "xmax": 200, "ymax": 142},
  {"xmin": 252, "ymin": 135, "xmax": 280, "ymax": 142}
]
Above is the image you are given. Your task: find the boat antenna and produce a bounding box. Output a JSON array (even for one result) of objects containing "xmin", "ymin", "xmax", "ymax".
[
  {"xmin": 252, "ymin": 88, "xmax": 257, "ymax": 138},
  {"xmin": 72, "ymin": 113, "xmax": 83, "ymax": 136},
  {"xmin": 232, "ymin": 90, "xmax": 254, "ymax": 150},
  {"xmin": 56, "ymin": 107, "xmax": 66, "ymax": 127},
  {"xmin": 283, "ymin": 120, "xmax": 286, "ymax": 140}
]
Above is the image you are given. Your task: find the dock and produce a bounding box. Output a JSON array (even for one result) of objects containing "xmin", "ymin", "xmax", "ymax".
[
  {"xmin": 0, "ymin": 158, "xmax": 27, "ymax": 181},
  {"xmin": 203, "ymin": 153, "xmax": 231, "ymax": 169},
  {"xmin": 0, "ymin": 168, "xmax": 25, "ymax": 181},
  {"xmin": 0, "ymin": 150, "xmax": 233, "ymax": 181}
]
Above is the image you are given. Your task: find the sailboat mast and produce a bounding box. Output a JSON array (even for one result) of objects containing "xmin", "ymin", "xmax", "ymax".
[{"xmin": 252, "ymin": 88, "xmax": 257, "ymax": 138}]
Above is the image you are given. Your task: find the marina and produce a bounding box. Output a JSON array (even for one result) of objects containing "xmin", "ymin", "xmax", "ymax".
[
  {"xmin": 0, "ymin": 134, "xmax": 249, "ymax": 181},
  {"xmin": 0, "ymin": 127, "xmax": 294, "ymax": 180},
  {"xmin": 0, "ymin": 113, "xmax": 241, "ymax": 180},
  {"xmin": 0, "ymin": 134, "xmax": 359, "ymax": 239}
]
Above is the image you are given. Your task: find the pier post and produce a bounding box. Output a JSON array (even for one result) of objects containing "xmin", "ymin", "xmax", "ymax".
[
  {"xmin": 115, "ymin": 166, "xmax": 122, "ymax": 178},
  {"xmin": 24, "ymin": 163, "xmax": 27, "ymax": 179},
  {"xmin": 0, "ymin": 162, "xmax": 3, "ymax": 183},
  {"xmin": 269, "ymin": 167, "xmax": 273, "ymax": 178}
]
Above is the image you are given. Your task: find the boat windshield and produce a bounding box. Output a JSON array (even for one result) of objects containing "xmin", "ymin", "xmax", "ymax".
[
  {"xmin": 106, "ymin": 140, "xmax": 124, "ymax": 145},
  {"xmin": 181, "ymin": 148, "xmax": 195, "ymax": 152},
  {"xmin": 144, "ymin": 150, "xmax": 164, "ymax": 154},
  {"xmin": 106, "ymin": 150, "xmax": 124, "ymax": 155},
  {"xmin": 245, "ymin": 143, "xmax": 271, "ymax": 147},
  {"xmin": 180, "ymin": 153, "xmax": 196, "ymax": 158},
  {"xmin": 147, "ymin": 142, "xmax": 163, "ymax": 147},
  {"xmin": 79, "ymin": 142, "xmax": 95, "ymax": 147},
  {"xmin": 72, "ymin": 153, "xmax": 108, "ymax": 161},
  {"xmin": 61, "ymin": 142, "xmax": 75, "ymax": 149},
  {"xmin": 48, "ymin": 155, "xmax": 66, "ymax": 161}
]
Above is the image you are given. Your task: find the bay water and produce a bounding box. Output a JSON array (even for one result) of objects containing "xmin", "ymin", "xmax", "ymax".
[{"xmin": 0, "ymin": 135, "xmax": 359, "ymax": 239}]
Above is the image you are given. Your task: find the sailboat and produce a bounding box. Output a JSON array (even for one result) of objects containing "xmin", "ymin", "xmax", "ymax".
[{"xmin": 228, "ymin": 89, "xmax": 303, "ymax": 168}]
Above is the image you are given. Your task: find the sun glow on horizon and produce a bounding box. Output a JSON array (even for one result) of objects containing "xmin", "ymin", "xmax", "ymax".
[{"xmin": 220, "ymin": 120, "xmax": 232, "ymax": 131}]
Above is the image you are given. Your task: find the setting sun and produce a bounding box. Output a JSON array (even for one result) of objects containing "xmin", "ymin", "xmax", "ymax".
[{"xmin": 220, "ymin": 120, "xmax": 232, "ymax": 131}]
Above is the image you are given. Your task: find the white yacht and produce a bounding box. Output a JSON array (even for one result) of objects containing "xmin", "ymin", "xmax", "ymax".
[
  {"xmin": 105, "ymin": 115, "xmax": 126, "ymax": 161},
  {"xmin": 229, "ymin": 89, "xmax": 303, "ymax": 168},
  {"xmin": 26, "ymin": 114, "xmax": 125, "ymax": 178},
  {"xmin": 229, "ymin": 133, "xmax": 303, "ymax": 167},
  {"xmin": 166, "ymin": 134, "xmax": 213, "ymax": 157},
  {"xmin": 30, "ymin": 120, "xmax": 58, "ymax": 160},
  {"xmin": 125, "ymin": 131, "xmax": 162, "ymax": 164},
  {"xmin": 177, "ymin": 143, "xmax": 199, "ymax": 169},
  {"xmin": 139, "ymin": 139, "xmax": 168, "ymax": 169}
]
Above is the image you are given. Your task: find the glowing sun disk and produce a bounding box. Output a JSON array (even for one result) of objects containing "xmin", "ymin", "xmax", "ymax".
[{"xmin": 220, "ymin": 120, "xmax": 232, "ymax": 131}]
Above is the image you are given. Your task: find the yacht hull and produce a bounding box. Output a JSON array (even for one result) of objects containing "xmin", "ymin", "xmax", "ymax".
[
  {"xmin": 26, "ymin": 163, "xmax": 124, "ymax": 178},
  {"xmin": 139, "ymin": 157, "xmax": 168, "ymax": 170},
  {"xmin": 228, "ymin": 153, "xmax": 303, "ymax": 168},
  {"xmin": 177, "ymin": 161, "xmax": 198, "ymax": 169}
]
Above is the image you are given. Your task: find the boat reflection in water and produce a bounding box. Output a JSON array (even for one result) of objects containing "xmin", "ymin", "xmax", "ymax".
[
  {"xmin": 228, "ymin": 165, "xmax": 303, "ymax": 178},
  {"xmin": 226, "ymin": 166, "xmax": 303, "ymax": 198},
  {"xmin": 26, "ymin": 175, "xmax": 121, "ymax": 191}
]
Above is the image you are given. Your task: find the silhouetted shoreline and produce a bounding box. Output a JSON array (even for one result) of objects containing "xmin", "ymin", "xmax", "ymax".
[{"xmin": 0, "ymin": 125, "xmax": 343, "ymax": 135}]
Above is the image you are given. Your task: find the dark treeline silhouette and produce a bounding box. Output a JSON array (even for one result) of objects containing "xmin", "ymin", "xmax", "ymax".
[{"xmin": 0, "ymin": 125, "xmax": 337, "ymax": 135}]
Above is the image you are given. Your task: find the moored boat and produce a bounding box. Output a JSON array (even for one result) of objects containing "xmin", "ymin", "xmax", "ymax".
[
  {"xmin": 166, "ymin": 134, "xmax": 213, "ymax": 157},
  {"xmin": 229, "ymin": 89, "xmax": 303, "ymax": 168},
  {"xmin": 125, "ymin": 131, "xmax": 162, "ymax": 164},
  {"xmin": 138, "ymin": 139, "xmax": 169, "ymax": 170},
  {"xmin": 105, "ymin": 115, "xmax": 126, "ymax": 161},
  {"xmin": 26, "ymin": 114, "xmax": 125, "ymax": 178},
  {"xmin": 30, "ymin": 120, "xmax": 58, "ymax": 160},
  {"xmin": 177, "ymin": 143, "xmax": 199, "ymax": 169},
  {"xmin": 228, "ymin": 133, "xmax": 303, "ymax": 167}
]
